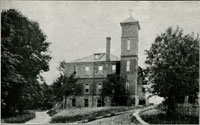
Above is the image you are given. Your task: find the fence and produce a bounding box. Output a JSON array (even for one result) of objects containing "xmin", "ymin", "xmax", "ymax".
[{"xmin": 176, "ymin": 103, "xmax": 199, "ymax": 116}]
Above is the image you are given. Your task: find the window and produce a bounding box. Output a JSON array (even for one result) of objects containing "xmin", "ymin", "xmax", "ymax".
[
  {"xmin": 127, "ymin": 40, "xmax": 130, "ymax": 50},
  {"xmin": 72, "ymin": 99, "xmax": 76, "ymax": 107},
  {"xmin": 84, "ymin": 99, "xmax": 89, "ymax": 107},
  {"xmin": 126, "ymin": 60, "xmax": 130, "ymax": 72},
  {"xmin": 126, "ymin": 82, "xmax": 129, "ymax": 90},
  {"xmin": 85, "ymin": 83, "xmax": 89, "ymax": 93},
  {"xmin": 97, "ymin": 99, "xmax": 102, "ymax": 107},
  {"xmin": 97, "ymin": 83, "xmax": 102, "ymax": 93},
  {"xmin": 98, "ymin": 66, "xmax": 103, "ymax": 74},
  {"xmin": 112, "ymin": 65, "xmax": 116, "ymax": 73},
  {"xmin": 85, "ymin": 66, "xmax": 90, "ymax": 75}
]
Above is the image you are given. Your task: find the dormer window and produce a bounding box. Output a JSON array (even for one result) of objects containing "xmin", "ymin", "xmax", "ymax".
[
  {"xmin": 95, "ymin": 54, "xmax": 100, "ymax": 59},
  {"xmin": 127, "ymin": 40, "xmax": 130, "ymax": 50}
]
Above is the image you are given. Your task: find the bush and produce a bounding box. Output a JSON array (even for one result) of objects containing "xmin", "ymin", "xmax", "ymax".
[
  {"xmin": 2, "ymin": 111, "xmax": 35, "ymax": 123},
  {"xmin": 47, "ymin": 109, "xmax": 57, "ymax": 116}
]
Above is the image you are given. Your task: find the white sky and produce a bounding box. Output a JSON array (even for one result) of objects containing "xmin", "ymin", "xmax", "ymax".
[{"xmin": 2, "ymin": 1, "xmax": 200, "ymax": 85}]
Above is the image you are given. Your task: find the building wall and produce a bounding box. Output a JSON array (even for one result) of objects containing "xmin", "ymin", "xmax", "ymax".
[
  {"xmin": 63, "ymin": 61, "xmax": 120, "ymax": 107},
  {"xmin": 64, "ymin": 61, "xmax": 120, "ymax": 79}
]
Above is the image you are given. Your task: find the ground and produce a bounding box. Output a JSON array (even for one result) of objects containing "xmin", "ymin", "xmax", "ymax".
[{"xmin": 26, "ymin": 110, "xmax": 51, "ymax": 124}]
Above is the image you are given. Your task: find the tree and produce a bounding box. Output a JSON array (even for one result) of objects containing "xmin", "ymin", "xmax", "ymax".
[
  {"xmin": 1, "ymin": 9, "xmax": 51, "ymax": 116},
  {"xmin": 51, "ymin": 61, "xmax": 81, "ymax": 108},
  {"xmin": 145, "ymin": 26, "xmax": 199, "ymax": 115},
  {"xmin": 101, "ymin": 74, "xmax": 130, "ymax": 106}
]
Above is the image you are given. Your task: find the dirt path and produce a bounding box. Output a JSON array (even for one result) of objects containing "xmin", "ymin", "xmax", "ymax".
[
  {"xmin": 26, "ymin": 110, "xmax": 51, "ymax": 124},
  {"xmin": 87, "ymin": 106, "xmax": 156, "ymax": 124}
]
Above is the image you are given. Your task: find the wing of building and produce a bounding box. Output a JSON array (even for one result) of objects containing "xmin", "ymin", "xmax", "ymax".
[{"xmin": 62, "ymin": 17, "xmax": 146, "ymax": 108}]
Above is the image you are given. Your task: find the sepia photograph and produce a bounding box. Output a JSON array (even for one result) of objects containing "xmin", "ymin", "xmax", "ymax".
[{"xmin": 1, "ymin": 1, "xmax": 199, "ymax": 124}]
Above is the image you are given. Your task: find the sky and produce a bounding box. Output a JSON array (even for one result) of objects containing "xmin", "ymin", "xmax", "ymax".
[{"xmin": 2, "ymin": 1, "xmax": 200, "ymax": 85}]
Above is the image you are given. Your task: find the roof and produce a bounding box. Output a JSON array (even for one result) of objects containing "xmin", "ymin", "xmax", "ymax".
[
  {"xmin": 68, "ymin": 53, "xmax": 120, "ymax": 63},
  {"xmin": 121, "ymin": 17, "xmax": 138, "ymax": 23},
  {"xmin": 120, "ymin": 17, "xmax": 140, "ymax": 29}
]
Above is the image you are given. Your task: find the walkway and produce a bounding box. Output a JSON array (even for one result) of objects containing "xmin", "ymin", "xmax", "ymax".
[
  {"xmin": 26, "ymin": 110, "xmax": 51, "ymax": 124},
  {"xmin": 133, "ymin": 105, "xmax": 157, "ymax": 125}
]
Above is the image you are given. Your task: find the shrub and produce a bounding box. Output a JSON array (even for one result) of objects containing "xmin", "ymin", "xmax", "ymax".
[
  {"xmin": 2, "ymin": 111, "xmax": 35, "ymax": 123},
  {"xmin": 47, "ymin": 109, "xmax": 57, "ymax": 116}
]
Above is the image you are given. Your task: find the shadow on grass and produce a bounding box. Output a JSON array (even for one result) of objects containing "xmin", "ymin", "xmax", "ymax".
[
  {"xmin": 141, "ymin": 113, "xmax": 199, "ymax": 124},
  {"xmin": 2, "ymin": 111, "xmax": 36, "ymax": 123}
]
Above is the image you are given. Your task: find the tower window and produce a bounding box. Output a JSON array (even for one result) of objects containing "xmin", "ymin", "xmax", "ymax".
[
  {"xmin": 126, "ymin": 60, "xmax": 130, "ymax": 72},
  {"xmin": 127, "ymin": 40, "xmax": 130, "ymax": 50},
  {"xmin": 84, "ymin": 99, "xmax": 89, "ymax": 107},
  {"xmin": 126, "ymin": 82, "xmax": 130, "ymax": 90},
  {"xmin": 112, "ymin": 65, "xmax": 116, "ymax": 73}
]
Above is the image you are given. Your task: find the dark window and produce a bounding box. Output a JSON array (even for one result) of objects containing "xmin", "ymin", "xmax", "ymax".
[
  {"xmin": 188, "ymin": 95, "xmax": 196, "ymax": 103},
  {"xmin": 72, "ymin": 99, "xmax": 76, "ymax": 107},
  {"xmin": 177, "ymin": 96, "xmax": 184, "ymax": 103},
  {"xmin": 85, "ymin": 83, "xmax": 89, "ymax": 93},
  {"xmin": 97, "ymin": 99, "xmax": 102, "ymax": 107},
  {"xmin": 84, "ymin": 99, "xmax": 89, "ymax": 107},
  {"xmin": 111, "ymin": 99, "xmax": 116, "ymax": 106}
]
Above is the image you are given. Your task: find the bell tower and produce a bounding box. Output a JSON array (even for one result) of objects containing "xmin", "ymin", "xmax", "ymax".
[{"xmin": 120, "ymin": 14, "xmax": 140, "ymax": 106}]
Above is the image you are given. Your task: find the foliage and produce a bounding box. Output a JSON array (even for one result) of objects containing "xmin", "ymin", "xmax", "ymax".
[
  {"xmin": 145, "ymin": 26, "xmax": 199, "ymax": 115},
  {"xmin": 137, "ymin": 66, "xmax": 148, "ymax": 85},
  {"xmin": 101, "ymin": 74, "xmax": 130, "ymax": 106},
  {"xmin": 2, "ymin": 111, "xmax": 35, "ymax": 123},
  {"xmin": 51, "ymin": 61, "xmax": 80, "ymax": 108},
  {"xmin": 1, "ymin": 9, "xmax": 51, "ymax": 116}
]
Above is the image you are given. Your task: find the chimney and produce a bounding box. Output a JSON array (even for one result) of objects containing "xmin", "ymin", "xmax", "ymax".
[{"xmin": 106, "ymin": 37, "xmax": 111, "ymax": 61}]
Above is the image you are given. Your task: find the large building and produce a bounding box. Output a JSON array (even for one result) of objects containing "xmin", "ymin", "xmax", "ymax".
[{"xmin": 62, "ymin": 16, "xmax": 145, "ymax": 108}]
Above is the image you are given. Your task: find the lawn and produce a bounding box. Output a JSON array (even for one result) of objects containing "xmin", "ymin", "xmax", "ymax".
[
  {"xmin": 140, "ymin": 108, "xmax": 199, "ymax": 124},
  {"xmin": 51, "ymin": 106, "xmax": 134, "ymax": 123},
  {"xmin": 1, "ymin": 111, "xmax": 36, "ymax": 123}
]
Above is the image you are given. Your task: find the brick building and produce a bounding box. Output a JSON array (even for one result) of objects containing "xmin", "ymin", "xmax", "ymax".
[{"xmin": 63, "ymin": 16, "xmax": 145, "ymax": 108}]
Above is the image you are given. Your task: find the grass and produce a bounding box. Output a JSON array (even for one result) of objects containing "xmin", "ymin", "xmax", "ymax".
[
  {"xmin": 141, "ymin": 113, "xmax": 199, "ymax": 124},
  {"xmin": 2, "ymin": 111, "xmax": 35, "ymax": 123},
  {"xmin": 51, "ymin": 106, "xmax": 133, "ymax": 123}
]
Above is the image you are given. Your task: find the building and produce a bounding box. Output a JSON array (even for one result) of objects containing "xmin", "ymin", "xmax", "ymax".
[{"xmin": 62, "ymin": 16, "xmax": 145, "ymax": 108}]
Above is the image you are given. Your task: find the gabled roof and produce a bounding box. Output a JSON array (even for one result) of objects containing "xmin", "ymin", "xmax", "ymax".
[{"xmin": 68, "ymin": 53, "xmax": 120, "ymax": 63}]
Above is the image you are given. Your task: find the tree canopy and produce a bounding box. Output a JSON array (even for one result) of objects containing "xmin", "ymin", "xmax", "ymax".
[
  {"xmin": 1, "ymin": 9, "xmax": 51, "ymax": 116},
  {"xmin": 101, "ymin": 74, "xmax": 130, "ymax": 106},
  {"xmin": 145, "ymin": 26, "xmax": 199, "ymax": 115}
]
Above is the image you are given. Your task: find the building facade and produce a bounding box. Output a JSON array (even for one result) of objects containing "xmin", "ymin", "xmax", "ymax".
[{"xmin": 63, "ymin": 17, "xmax": 145, "ymax": 108}]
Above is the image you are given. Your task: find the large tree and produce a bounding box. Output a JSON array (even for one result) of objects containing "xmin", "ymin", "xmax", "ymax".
[
  {"xmin": 1, "ymin": 9, "xmax": 51, "ymax": 116},
  {"xmin": 51, "ymin": 61, "xmax": 81, "ymax": 108},
  {"xmin": 101, "ymin": 74, "xmax": 130, "ymax": 106},
  {"xmin": 145, "ymin": 26, "xmax": 199, "ymax": 115}
]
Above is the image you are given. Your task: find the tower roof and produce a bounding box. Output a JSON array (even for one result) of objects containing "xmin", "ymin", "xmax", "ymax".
[
  {"xmin": 121, "ymin": 17, "xmax": 138, "ymax": 23},
  {"xmin": 120, "ymin": 17, "xmax": 140, "ymax": 30}
]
